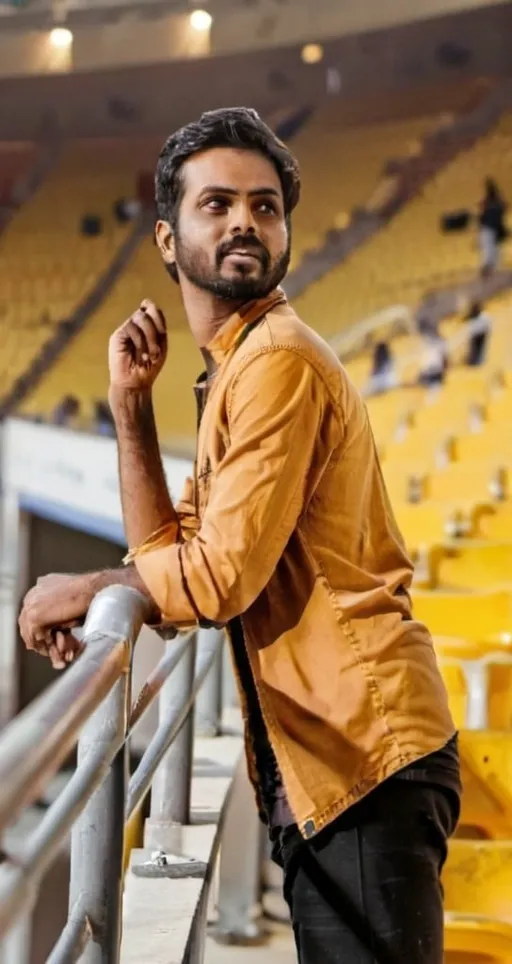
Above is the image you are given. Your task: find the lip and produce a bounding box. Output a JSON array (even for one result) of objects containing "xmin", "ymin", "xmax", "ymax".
[{"xmin": 224, "ymin": 250, "xmax": 261, "ymax": 262}]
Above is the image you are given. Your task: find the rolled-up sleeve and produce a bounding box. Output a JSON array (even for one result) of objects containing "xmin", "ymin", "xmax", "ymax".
[
  {"xmin": 135, "ymin": 348, "xmax": 332, "ymax": 627},
  {"xmin": 175, "ymin": 476, "xmax": 200, "ymax": 542}
]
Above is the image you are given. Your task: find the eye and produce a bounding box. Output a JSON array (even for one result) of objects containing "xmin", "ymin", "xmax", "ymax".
[
  {"xmin": 204, "ymin": 196, "xmax": 229, "ymax": 212},
  {"xmin": 256, "ymin": 200, "xmax": 277, "ymax": 215}
]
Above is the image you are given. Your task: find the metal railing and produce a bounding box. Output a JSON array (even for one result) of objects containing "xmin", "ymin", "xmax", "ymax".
[{"xmin": 0, "ymin": 584, "xmax": 245, "ymax": 962}]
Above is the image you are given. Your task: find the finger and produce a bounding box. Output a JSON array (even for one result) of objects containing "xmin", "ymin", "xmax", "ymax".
[
  {"xmin": 132, "ymin": 310, "xmax": 164, "ymax": 363},
  {"xmin": 48, "ymin": 643, "xmax": 66, "ymax": 671},
  {"xmin": 31, "ymin": 638, "xmax": 51, "ymax": 657},
  {"xmin": 18, "ymin": 610, "xmax": 46, "ymax": 654},
  {"xmin": 140, "ymin": 300, "xmax": 167, "ymax": 335},
  {"xmin": 54, "ymin": 630, "xmax": 83, "ymax": 663},
  {"xmin": 121, "ymin": 319, "xmax": 149, "ymax": 365},
  {"xmin": 54, "ymin": 628, "xmax": 80, "ymax": 655},
  {"xmin": 65, "ymin": 637, "xmax": 85, "ymax": 663}
]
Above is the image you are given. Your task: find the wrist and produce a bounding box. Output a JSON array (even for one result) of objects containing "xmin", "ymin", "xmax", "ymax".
[
  {"xmin": 88, "ymin": 569, "xmax": 117, "ymax": 596},
  {"xmin": 108, "ymin": 386, "xmax": 152, "ymax": 419}
]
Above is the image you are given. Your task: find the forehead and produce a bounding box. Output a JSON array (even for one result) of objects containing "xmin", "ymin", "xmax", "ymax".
[{"xmin": 180, "ymin": 146, "xmax": 282, "ymax": 198}]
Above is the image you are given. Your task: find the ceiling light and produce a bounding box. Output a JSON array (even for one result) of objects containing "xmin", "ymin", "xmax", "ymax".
[
  {"xmin": 50, "ymin": 26, "xmax": 73, "ymax": 48},
  {"xmin": 301, "ymin": 43, "xmax": 323, "ymax": 65},
  {"xmin": 190, "ymin": 9, "xmax": 212, "ymax": 31}
]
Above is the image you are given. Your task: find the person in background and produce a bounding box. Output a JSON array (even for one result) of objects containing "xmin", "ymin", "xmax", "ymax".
[
  {"xmin": 51, "ymin": 394, "xmax": 80, "ymax": 427},
  {"xmin": 363, "ymin": 340, "xmax": 397, "ymax": 396},
  {"xmin": 478, "ymin": 178, "xmax": 508, "ymax": 277},
  {"xmin": 462, "ymin": 301, "xmax": 492, "ymax": 367},
  {"xmin": 417, "ymin": 320, "xmax": 447, "ymax": 387}
]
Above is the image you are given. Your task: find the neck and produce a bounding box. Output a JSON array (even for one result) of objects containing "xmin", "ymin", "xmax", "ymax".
[{"xmin": 180, "ymin": 282, "xmax": 251, "ymax": 376}]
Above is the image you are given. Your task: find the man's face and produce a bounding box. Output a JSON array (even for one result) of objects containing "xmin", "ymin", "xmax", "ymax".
[{"xmin": 162, "ymin": 147, "xmax": 290, "ymax": 300}]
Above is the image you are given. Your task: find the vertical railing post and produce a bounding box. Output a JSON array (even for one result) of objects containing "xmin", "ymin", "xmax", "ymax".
[
  {"xmin": 464, "ymin": 660, "xmax": 489, "ymax": 730},
  {"xmin": 2, "ymin": 910, "xmax": 31, "ymax": 964},
  {"xmin": 212, "ymin": 756, "xmax": 266, "ymax": 945},
  {"xmin": 144, "ymin": 634, "xmax": 197, "ymax": 852},
  {"xmin": 67, "ymin": 586, "xmax": 150, "ymax": 964},
  {"xmin": 222, "ymin": 641, "xmax": 239, "ymax": 711},
  {"xmin": 194, "ymin": 628, "xmax": 224, "ymax": 737}
]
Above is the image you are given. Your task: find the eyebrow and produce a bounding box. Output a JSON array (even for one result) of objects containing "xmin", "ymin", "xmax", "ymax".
[{"xmin": 199, "ymin": 185, "xmax": 281, "ymax": 199}]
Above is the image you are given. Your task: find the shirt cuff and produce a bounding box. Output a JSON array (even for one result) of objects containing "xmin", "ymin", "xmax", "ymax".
[
  {"xmin": 123, "ymin": 520, "xmax": 180, "ymax": 566},
  {"xmin": 134, "ymin": 541, "xmax": 199, "ymax": 628}
]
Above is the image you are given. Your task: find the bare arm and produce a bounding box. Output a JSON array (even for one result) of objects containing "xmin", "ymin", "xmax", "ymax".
[
  {"xmin": 107, "ymin": 299, "xmax": 183, "ymax": 551},
  {"xmin": 109, "ymin": 386, "xmax": 178, "ymax": 550},
  {"xmin": 18, "ymin": 564, "xmax": 164, "ymax": 669}
]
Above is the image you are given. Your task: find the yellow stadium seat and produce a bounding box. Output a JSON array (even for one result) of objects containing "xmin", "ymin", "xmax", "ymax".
[
  {"xmin": 290, "ymin": 102, "xmax": 436, "ymax": 268},
  {"xmin": 458, "ymin": 731, "xmax": 512, "ymax": 838},
  {"xmin": 395, "ymin": 501, "xmax": 495, "ymax": 555},
  {"xmin": 426, "ymin": 542, "xmax": 512, "ymax": 590},
  {"xmin": 444, "ymin": 914, "xmax": 512, "ymax": 963},
  {"xmin": 456, "ymin": 429, "xmax": 512, "ymax": 463},
  {"xmin": 479, "ymin": 506, "xmax": 512, "ymax": 542},
  {"xmin": 412, "ymin": 589, "xmax": 512, "ymax": 641},
  {"xmin": 382, "ymin": 463, "xmax": 428, "ymax": 504},
  {"xmin": 444, "ymin": 840, "xmax": 512, "ymax": 921},
  {"xmin": 294, "ymin": 111, "xmax": 512, "ymax": 338},
  {"xmin": 487, "ymin": 392, "xmax": 512, "ymax": 424},
  {"xmin": 394, "ymin": 502, "xmax": 463, "ymax": 551},
  {"xmin": 434, "ymin": 638, "xmax": 512, "ymax": 730},
  {"xmin": 439, "ymin": 661, "xmax": 470, "ymax": 731},
  {"xmin": 428, "ymin": 463, "xmax": 508, "ymax": 503},
  {"xmin": 0, "ymin": 137, "xmax": 161, "ymax": 402},
  {"xmin": 365, "ymin": 388, "xmax": 423, "ymax": 445},
  {"xmin": 384, "ymin": 429, "xmax": 456, "ymax": 467}
]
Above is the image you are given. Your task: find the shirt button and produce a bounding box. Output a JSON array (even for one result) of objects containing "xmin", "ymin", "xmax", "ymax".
[{"xmin": 304, "ymin": 819, "xmax": 316, "ymax": 838}]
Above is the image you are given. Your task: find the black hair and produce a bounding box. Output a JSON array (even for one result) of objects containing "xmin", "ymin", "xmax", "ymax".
[{"xmin": 155, "ymin": 106, "xmax": 301, "ymax": 229}]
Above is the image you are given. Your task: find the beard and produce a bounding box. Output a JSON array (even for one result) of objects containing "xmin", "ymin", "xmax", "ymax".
[{"xmin": 172, "ymin": 228, "xmax": 291, "ymax": 300}]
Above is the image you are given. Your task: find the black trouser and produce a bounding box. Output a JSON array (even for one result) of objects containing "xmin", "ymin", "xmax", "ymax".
[{"xmin": 279, "ymin": 780, "xmax": 458, "ymax": 964}]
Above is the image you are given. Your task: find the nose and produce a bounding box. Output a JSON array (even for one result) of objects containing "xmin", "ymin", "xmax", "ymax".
[{"xmin": 228, "ymin": 199, "xmax": 257, "ymax": 237}]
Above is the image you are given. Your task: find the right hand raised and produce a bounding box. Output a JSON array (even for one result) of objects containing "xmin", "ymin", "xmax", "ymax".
[{"xmin": 109, "ymin": 299, "xmax": 167, "ymax": 392}]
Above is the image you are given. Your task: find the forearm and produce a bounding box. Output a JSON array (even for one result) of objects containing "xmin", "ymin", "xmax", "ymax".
[
  {"xmin": 109, "ymin": 386, "xmax": 177, "ymax": 548},
  {"xmin": 89, "ymin": 565, "xmax": 161, "ymax": 622}
]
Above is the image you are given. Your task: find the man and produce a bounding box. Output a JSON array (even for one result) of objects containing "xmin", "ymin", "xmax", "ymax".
[{"xmin": 20, "ymin": 107, "xmax": 460, "ymax": 963}]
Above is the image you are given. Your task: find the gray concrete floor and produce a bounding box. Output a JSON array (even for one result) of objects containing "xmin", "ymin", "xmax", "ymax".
[{"xmin": 205, "ymin": 922, "xmax": 296, "ymax": 964}]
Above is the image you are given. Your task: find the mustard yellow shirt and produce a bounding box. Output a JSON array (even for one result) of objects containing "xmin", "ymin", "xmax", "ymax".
[{"xmin": 134, "ymin": 290, "xmax": 454, "ymax": 838}]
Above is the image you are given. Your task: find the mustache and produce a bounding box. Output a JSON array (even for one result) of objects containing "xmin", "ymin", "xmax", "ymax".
[{"xmin": 216, "ymin": 234, "xmax": 269, "ymax": 267}]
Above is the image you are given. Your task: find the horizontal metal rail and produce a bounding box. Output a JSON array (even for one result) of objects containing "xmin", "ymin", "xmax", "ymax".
[
  {"xmin": 0, "ymin": 584, "xmax": 229, "ymax": 963},
  {"xmin": 0, "ymin": 635, "xmax": 128, "ymax": 834}
]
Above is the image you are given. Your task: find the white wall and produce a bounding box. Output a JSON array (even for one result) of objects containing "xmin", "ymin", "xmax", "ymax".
[
  {"xmin": 0, "ymin": 418, "xmax": 193, "ymax": 729},
  {"xmin": 2, "ymin": 418, "xmax": 192, "ymax": 534}
]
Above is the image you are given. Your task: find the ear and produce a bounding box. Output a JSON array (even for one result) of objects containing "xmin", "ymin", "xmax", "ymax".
[{"xmin": 155, "ymin": 219, "xmax": 176, "ymax": 266}]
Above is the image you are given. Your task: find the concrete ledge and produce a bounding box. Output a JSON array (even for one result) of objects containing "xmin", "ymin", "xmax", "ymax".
[
  {"xmin": 121, "ymin": 727, "xmax": 243, "ymax": 964},
  {"xmin": 122, "ymin": 872, "xmax": 205, "ymax": 964}
]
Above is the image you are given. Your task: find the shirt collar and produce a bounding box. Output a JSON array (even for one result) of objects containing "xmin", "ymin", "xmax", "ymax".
[{"xmin": 207, "ymin": 288, "xmax": 286, "ymax": 366}]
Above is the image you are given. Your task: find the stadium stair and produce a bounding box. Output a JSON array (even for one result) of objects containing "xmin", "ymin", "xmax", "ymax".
[
  {"xmin": 286, "ymin": 78, "xmax": 512, "ymax": 302},
  {"xmin": 293, "ymin": 96, "xmax": 512, "ymax": 339}
]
